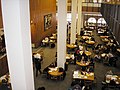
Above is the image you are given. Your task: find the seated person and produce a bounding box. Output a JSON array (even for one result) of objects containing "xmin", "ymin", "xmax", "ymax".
[
  {"xmin": 87, "ymin": 67, "xmax": 94, "ymax": 72},
  {"xmin": 43, "ymin": 66, "xmax": 50, "ymax": 74},
  {"xmin": 106, "ymin": 70, "xmax": 113, "ymax": 76},
  {"xmin": 49, "ymin": 63, "xmax": 55, "ymax": 68},
  {"xmin": 0, "ymin": 79, "xmax": 10, "ymax": 90},
  {"xmin": 94, "ymin": 54, "xmax": 101, "ymax": 61},
  {"xmin": 59, "ymin": 67, "xmax": 64, "ymax": 72},
  {"xmin": 109, "ymin": 79, "xmax": 116, "ymax": 85}
]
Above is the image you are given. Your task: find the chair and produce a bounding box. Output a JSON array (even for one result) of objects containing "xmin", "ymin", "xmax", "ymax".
[
  {"xmin": 71, "ymin": 84, "xmax": 82, "ymax": 90},
  {"xmin": 50, "ymin": 43, "xmax": 55, "ymax": 48},
  {"xmin": 84, "ymin": 80, "xmax": 93, "ymax": 87},
  {"xmin": 37, "ymin": 87, "xmax": 45, "ymax": 90},
  {"xmin": 82, "ymin": 85, "xmax": 92, "ymax": 90},
  {"xmin": 108, "ymin": 80, "xmax": 117, "ymax": 89},
  {"xmin": 110, "ymin": 57, "xmax": 118, "ymax": 67},
  {"xmin": 42, "ymin": 67, "xmax": 49, "ymax": 78},
  {"xmin": 59, "ymin": 67, "xmax": 64, "ymax": 72}
]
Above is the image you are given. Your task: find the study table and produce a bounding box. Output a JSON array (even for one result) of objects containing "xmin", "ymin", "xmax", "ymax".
[
  {"xmin": 100, "ymin": 36, "xmax": 109, "ymax": 38},
  {"xmin": 48, "ymin": 67, "xmax": 63, "ymax": 77},
  {"xmin": 73, "ymin": 71, "xmax": 94, "ymax": 81},
  {"xmin": 76, "ymin": 61, "xmax": 90, "ymax": 67},
  {"xmin": 85, "ymin": 51, "xmax": 92, "ymax": 56},
  {"xmin": 66, "ymin": 44, "xmax": 77, "ymax": 49},
  {"xmin": 85, "ymin": 41, "xmax": 95, "ymax": 45},
  {"xmin": 82, "ymin": 36, "xmax": 91, "ymax": 40},
  {"xmin": 102, "ymin": 74, "xmax": 120, "ymax": 89}
]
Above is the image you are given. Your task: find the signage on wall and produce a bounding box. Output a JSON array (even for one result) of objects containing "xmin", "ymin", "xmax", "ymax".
[{"xmin": 44, "ymin": 14, "xmax": 52, "ymax": 30}]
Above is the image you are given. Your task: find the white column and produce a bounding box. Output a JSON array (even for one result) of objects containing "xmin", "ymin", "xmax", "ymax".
[
  {"xmin": 77, "ymin": 0, "xmax": 82, "ymax": 35},
  {"xmin": 71, "ymin": 0, "xmax": 77, "ymax": 44},
  {"xmin": 1, "ymin": 0, "xmax": 35, "ymax": 90},
  {"xmin": 57, "ymin": 0, "xmax": 67, "ymax": 68}
]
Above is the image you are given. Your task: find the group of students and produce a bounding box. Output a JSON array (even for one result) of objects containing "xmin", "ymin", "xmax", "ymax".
[
  {"xmin": 73, "ymin": 45, "xmax": 90, "ymax": 64},
  {"xmin": 94, "ymin": 43, "xmax": 118, "ymax": 66}
]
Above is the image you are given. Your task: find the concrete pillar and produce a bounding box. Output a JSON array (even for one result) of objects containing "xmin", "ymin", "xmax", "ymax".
[
  {"xmin": 71, "ymin": 0, "xmax": 77, "ymax": 44},
  {"xmin": 77, "ymin": 0, "xmax": 82, "ymax": 35},
  {"xmin": 1, "ymin": 0, "xmax": 35, "ymax": 90},
  {"xmin": 57, "ymin": 0, "xmax": 67, "ymax": 68}
]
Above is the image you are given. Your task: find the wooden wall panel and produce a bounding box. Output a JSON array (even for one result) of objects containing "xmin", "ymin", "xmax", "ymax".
[{"xmin": 30, "ymin": 0, "xmax": 56, "ymax": 47}]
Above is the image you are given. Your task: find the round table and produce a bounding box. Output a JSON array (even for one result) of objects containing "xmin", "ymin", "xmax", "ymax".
[
  {"xmin": 76, "ymin": 61, "xmax": 90, "ymax": 67},
  {"xmin": 86, "ymin": 41, "xmax": 95, "ymax": 45},
  {"xmin": 85, "ymin": 51, "xmax": 92, "ymax": 56},
  {"xmin": 66, "ymin": 44, "xmax": 77, "ymax": 49}
]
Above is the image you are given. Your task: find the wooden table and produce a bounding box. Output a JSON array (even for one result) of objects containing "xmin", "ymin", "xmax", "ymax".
[
  {"xmin": 48, "ymin": 67, "xmax": 63, "ymax": 76},
  {"xmin": 102, "ymin": 38, "xmax": 109, "ymax": 43},
  {"xmin": 66, "ymin": 54, "xmax": 74, "ymax": 59},
  {"xmin": 100, "ymin": 36, "xmax": 109, "ymax": 38},
  {"xmin": 66, "ymin": 44, "xmax": 77, "ymax": 49},
  {"xmin": 82, "ymin": 36, "xmax": 91, "ymax": 40},
  {"xmin": 73, "ymin": 71, "xmax": 94, "ymax": 81},
  {"xmin": 85, "ymin": 51, "xmax": 92, "ymax": 56},
  {"xmin": 85, "ymin": 41, "xmax": 95, "ymax": 45},
  {"xmin": 76, "ymin": 61, "xmax": 90, "ymax": 67}
]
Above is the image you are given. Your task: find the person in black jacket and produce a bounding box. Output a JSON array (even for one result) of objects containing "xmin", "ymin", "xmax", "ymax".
[{"xmin": 34, "ymin": 58, "xmax": 42, "ymax": 77}]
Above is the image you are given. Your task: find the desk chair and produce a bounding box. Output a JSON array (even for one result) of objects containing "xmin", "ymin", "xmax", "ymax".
[
  {"xmin": 71, "ymin": 84, "xmax": 82, "ymax": 90},
  {"xmin": 37, "ymin": 87, "xmax": 45, "ymax": 90},
  {"xmin": 84, "ymin": 80, "xmax": 93, "ymax": 87}
]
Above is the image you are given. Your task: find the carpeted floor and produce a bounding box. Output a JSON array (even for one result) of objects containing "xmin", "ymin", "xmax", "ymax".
[{"xmin": 33, "ymin": 30, "xmax": 120, "ymax": 90}]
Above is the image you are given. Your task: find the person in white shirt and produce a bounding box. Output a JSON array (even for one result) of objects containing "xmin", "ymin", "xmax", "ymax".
[
  {"xmin": 34, "ymin": 53, "xmax": 42, "ymax": 60},
  {"xmin": 79, "ymin": 45, "xmax": 83, "ymax": 50}
]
